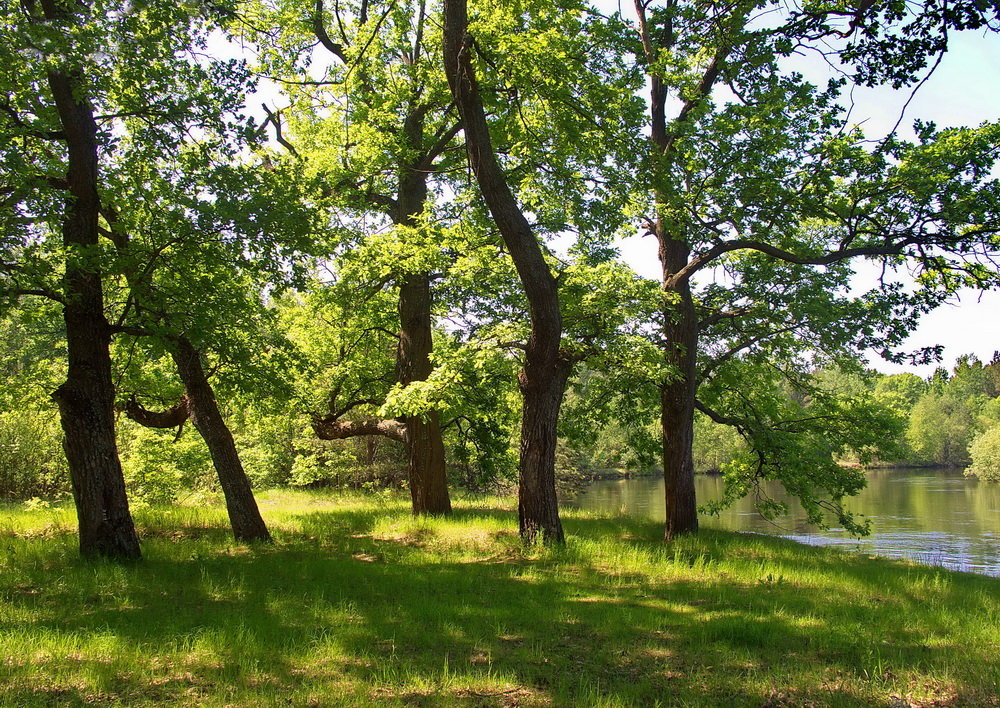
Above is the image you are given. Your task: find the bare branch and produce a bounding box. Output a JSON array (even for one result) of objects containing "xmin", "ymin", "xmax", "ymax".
[{"xmin": 261, "ymin": 104, "xmax": 300, "ymax": 158}]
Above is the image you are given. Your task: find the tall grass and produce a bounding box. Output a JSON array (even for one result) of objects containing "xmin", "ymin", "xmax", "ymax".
[{"xmin": 1, "ymin": 490, "xmax": 998, "ymax": 706}]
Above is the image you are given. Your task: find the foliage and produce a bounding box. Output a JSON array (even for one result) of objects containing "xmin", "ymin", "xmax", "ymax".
[
  {"xmin": 967, "ymin": 426, "xmax": 1000, "ymax": 482},
  {"xmin": 692, "ymin": 413, "xmax": 746, "ymax": 474},
  {"xmin": 0, "ymin": 411, "xmax": 67, "ymax": 500},
  {"xmin": 700, "ymin": 361, "xmax": 905, "ymax": 534},
  {"xmin": 0, "ymin": 305, "xmax": 67, "ymax": 499},
  {"xmin": 0, "ymin": 0, "xmax": 998, "ymax": 541},
  {"xmin": 907, "ymin": 391, "xmax": 980, "ymax": 466},
  {"xmin": 118, "ymin": 422, "xmax": 213, "ymax": 506},
  {"xmin": 874, "ymin": 373, "xmax": 928, "ymax": 415}
]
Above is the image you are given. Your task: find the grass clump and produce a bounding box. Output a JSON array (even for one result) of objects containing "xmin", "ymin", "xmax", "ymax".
[{"xmin": 1, "ymin": 490, "xmax": 998, "ymax": 706}]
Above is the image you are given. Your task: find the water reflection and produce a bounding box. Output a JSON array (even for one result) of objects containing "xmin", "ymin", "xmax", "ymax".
[{"xmin": 571, "ymin": 469, "xmax": 1000, "ymax": 577}]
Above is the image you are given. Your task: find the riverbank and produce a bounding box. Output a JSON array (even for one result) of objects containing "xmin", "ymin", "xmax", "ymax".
[
  {"xmin": 573, "ymin": 470, "xmax": 1000, "ymax": 578},
  {"xmin": 2, "ymin": 490, "xmax": 999, "ymax": 706}
]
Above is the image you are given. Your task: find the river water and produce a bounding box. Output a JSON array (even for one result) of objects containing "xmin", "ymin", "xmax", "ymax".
[{"xmin": 571, "ymin": 468, "xmax": 1000, "ymax": 577}]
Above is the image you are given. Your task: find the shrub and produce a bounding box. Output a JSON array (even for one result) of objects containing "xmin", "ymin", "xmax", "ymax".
[
  {"xmin": 0, "ymin": 410, "xmax": 68, "ymax": 499},
  {"xmin": 118, "ymin": 421, "xmax": 213, "ymax": 504},
  {"xmin": 967, "ymin": 426, "xmax": 1000, "ymax": 482}
]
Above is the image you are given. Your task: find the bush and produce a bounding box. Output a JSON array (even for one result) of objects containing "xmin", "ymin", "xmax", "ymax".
[
  {"xmin": 118, "ymin": 421, "xmax": 213, "ymax": 504},
  {"xmin": 0, "ymin": 410, "xmax": 68, "ymax": 499},
  {"xmin": 967, "ymin": 426, "xmax": 1000, "ymax": 482}
]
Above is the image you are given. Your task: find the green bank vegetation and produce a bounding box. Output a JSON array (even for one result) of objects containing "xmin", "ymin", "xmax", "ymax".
[
  {"xmin": 686, "ymin": 354, "xmax": 1000, "ymax": 478},
  {"xmin": 2, "ymin": 491, "xmax": 999, "ymax": 707}
]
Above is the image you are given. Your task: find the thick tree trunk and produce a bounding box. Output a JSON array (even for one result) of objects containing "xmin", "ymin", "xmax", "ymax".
[
  {"xmin": 658, "ymin": 223, "xmax": 700, "ymax": 539},
  {"xmin": 171, "ymin": 338, "xmax": 271, "ymax": 543},
  {"xmin": 518, "ymin": 352, "xmax": 572, "ymax": 543},
  {"xmin": 397, "ymin": 273, "xmax": 451, "ymax": 514},
  {"xmin": 45, "ymin": 62, "xmax": 141, "ymax": 560},
  {"xmin": 444, "ymin": 0, "xmax": 567, "ymax": 543},
  {"xmin": 395, "ymin": 155, "xmax": 451, "ymax": 515}
]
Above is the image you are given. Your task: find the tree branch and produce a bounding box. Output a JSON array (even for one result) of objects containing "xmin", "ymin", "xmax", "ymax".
[
  {"xmin": 123, "ymin": 395, "xmax": 190, "ymax": 429},
  {"xmin": 694, "ymin": 398, "xmax": 747, "ymax": 430},
  {"xmin": 669, "ymin": 239, "xmax": 909, "ymax": 288},
  {"xmin": 418, "ymin": 116, "xmax": 462, "ymax": 170},
  {"xmin": 313, "ymin": 416, "xmax": 407, "ymax": 443},
  {"xmin": 261, "ymin": 104, "xmax": 300, "ymax": 158},
  {"xmin": 313, "ymin": 0, "xmax": 348, "ymax": 63},
  {"xmin": 0, "ymin": 100, "xmax": 65, "ymax": 140}
]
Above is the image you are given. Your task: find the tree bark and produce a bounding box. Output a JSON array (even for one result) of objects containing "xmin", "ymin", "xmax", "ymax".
[
  {"xmin": 395, "ymin": 143, "xmax": 451, "ymax": 513},
  {"xmin": 397, "ymin": 274, "xmax": 452, "ymax": 514},
  {"xmin": 171, "ymin": 338, "xmax": 271, "ymax": 543},
  {"xmin": 44, "ymin": 34, "xmax": 141, "ymax": 560},
  {"xmin": 658, "ymin": 220, "xmax": 699, "ymax": 539},
  {"xmin": 443, "ymin": 0, "xmax": 568, "ymax": 543}
]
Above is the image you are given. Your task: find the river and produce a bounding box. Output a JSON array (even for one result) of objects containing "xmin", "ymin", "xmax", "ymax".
[{"xmin": 571, "ymin": 468, "xmax": 1000, "ymax": 577}]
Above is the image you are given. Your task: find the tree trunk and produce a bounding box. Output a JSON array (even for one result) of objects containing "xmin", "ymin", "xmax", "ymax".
[
  {"xmin": 395, "ymin": 151, "xmax": 451, "ymax": 515},
  {"xmin": 45, "ymin": 55, "xmax": 141, "ymax": 560},
  {"xmin": 171, "ymin": 338, "xmax": 271, "ymax": 543},
  {"xmin": 658, "ymin": 221, "xmax": 699, "ymax": 539},
  {"xmin": 443, "ymin": 0, "xmax": 567, "ymax": 543},
  {"xmin": 641, "ymin": 14, "xmax": 703, "ymax": 539},
  {"xmin": 517, "ymin": 352, "xmax": 572, "ymax": 543}
]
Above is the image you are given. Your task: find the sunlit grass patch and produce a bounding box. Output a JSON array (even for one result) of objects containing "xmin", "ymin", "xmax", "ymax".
[{"xmin": 2, "ymin": 490, "xmax": 999, "ymax": 706}]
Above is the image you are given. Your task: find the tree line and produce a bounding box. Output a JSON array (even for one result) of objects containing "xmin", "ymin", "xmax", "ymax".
[{"xmin": 2, "ymin": 0, "xmax": 999, "ymax": 559}]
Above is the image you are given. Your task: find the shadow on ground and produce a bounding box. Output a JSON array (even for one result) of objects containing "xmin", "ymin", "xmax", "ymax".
[{"xmin": 1, "ymin": 500, "xmax": 997, "ymax": 707}]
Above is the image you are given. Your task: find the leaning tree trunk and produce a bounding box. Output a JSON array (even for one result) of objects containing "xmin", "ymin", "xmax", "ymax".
[
  {"xmin": 658, "ymin": 224, "xmax": 699, "ymax": 539},
  {"xmin": 444, "ymin": 0, "xmax": 568, "ymax": 543},
  {"xmin": 45, "ymin": 59, "xmax": 140, "ymax": 560},
  {"xmin": 395, "ymin": 153, "xmax": 451, "ymax": 515},
  {"xmin": 171, "ymin": 338, "xmax": 271, "ymax": 542}
]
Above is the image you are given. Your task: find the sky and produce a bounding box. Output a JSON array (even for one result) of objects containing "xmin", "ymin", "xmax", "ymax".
[{"xmin": 613, "ymin": 22, "xmax": 1000, "ymax": 376}]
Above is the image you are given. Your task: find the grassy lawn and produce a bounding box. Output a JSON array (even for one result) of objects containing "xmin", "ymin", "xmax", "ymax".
[{"xmin": 1, "ymin": 490, "xmax": 998, "ymax": 706}]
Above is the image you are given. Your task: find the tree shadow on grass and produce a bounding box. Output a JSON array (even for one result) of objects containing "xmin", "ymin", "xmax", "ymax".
[{"xmin": 1, "ymin": 502, "xmax": 997, "ymax": 706}]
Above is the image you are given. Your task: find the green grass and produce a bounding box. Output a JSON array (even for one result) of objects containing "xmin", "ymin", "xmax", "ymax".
[{"xmin": 1, "ymin": 490, "xmax": 998, "ymax": 706}]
